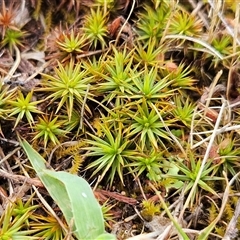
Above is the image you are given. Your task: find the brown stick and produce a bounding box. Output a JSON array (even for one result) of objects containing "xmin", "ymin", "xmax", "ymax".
[{"xmin": 0, "ymin": 170, "xmax": 44, "ymax": 187}]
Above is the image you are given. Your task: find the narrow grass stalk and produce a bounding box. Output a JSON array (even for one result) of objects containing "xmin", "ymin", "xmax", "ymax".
[
  {"xmin": 80, "ymin": 84, "xmax": 90, "ymax": 130},
  {"xmin": 208, "ymin": 0, "xmax": 240, "ymax": 45},
  {"xmin": 198, "ymin": 171, "xmax": 240, "ymax": 239},
  {"xmin": 191, "ymin": 122, "xmax": 240, "ymax": 149},
  {"xmin": 149, "ymin": 182, "xmax": 190, "ymax": 240},
  {"xmin": 204, "ymin": 70, "xmax": 223, "ymax": 112},
  {"xmin": 232, "ymin": 2, "xmax": 240, "ymax": 53},
  {"xmin": 114, "ymin": 0, "xmax": 136, "ymax": 46},
  {"xmin": 179, "ymin": 100, "xmax": 226, "ymax": 220},
  {"xmin": 151, "ymin": 102, "xmax": 187, "ymax": 159},
  {"xmin": 223, "ymin": 194, "xmax": 240, "ymax": 238},
  {"xmin": 164, "ymin": 34, "xmax": 223, "ymax": 59}
]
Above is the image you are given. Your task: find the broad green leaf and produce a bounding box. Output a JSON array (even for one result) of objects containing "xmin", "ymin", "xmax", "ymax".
[
  {"xmin": 42, "ymin": 170, "xmax": 105, "ymax": 239},
  {"xmin": 20, "ymin": 139, "xmax": 115, "ymax": 240}
]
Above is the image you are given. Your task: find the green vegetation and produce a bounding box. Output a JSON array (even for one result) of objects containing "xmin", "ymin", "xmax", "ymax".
[{"xmin": 1, "ymin": 0, "xmax": 240, "ymax": 239}]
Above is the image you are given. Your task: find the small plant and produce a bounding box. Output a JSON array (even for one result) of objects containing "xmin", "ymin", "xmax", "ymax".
[
  {"xmin": 211, "ymin": 34, "xmax": 233, "ymax": 56},
  {"xmin": 133, "ymin": 39, "xmax": 164, "ymax": 67},
  {"xmin": 0, "ymin": 83, "xmax": 15, "ymax": 119},
  {"xmin": 169, "ymin": 9, "xmax": 203, "ymax": 37},
  {"xmin": 214, "ymin": 135, "xmax": 240, "ymax": 177},
  {"xmin": 82, "ymin": 7, "xmax": 108, "ymax": 49},
  {"xmin": 0, "ymin": 202, "xmax": 38, "ymax": 239},
  {"xmin": 12, "ymin": 196, "xmax": 39, "ymax": 227},
  {"xmin": 141, "ymin": 199, "xmax": 161, "ymax": 220},
  {"xmin": 41, "ymin": 60, "xmax": 93, "ymax": 120},
  {"xmin": 101, "ymin": 201, "xmax": 116, "ymax": 228},
  {"xmin": 55, "ymin": 28, "xmax": 87, "ymax": 56},
  {"xmin": 83, "ymin": 121, "xmax": 133, "ymax": 185},
  {"xmin": 136, "ymin": 2, "xmax": 170, "ymax": 42},
  {"xmin": 1, "ymin": 28, "xmax": 26, "ymax": 53},
  {"xmin": 62, "ymin": 108, "xmax": 82, "ymax": 135},
  {"xmin": 33, "ymin": 114, "xmax": 67, "ymax": 148},
  {"xmin": 94, "ymin": 0, "xmax": 115, "ymax": 10},
  {"xmin": 129, "ymin": 66, "xmax": 174, "ymax": 104},
  {"xmin": 82, "ymin": 55, "xmax": 106, "ymax": 82},
  {"xmin": 171, "ymin": 95, "xmax": 195, "ymax": 127},
  {"xmin": 160, "ymin": 63, "xmax": 196, "ymax": 90},
  {"xmin": 165, "ymin": 154, "xmax": 222, "ymax": 207},
  {"xmin": 96, "ymin": 47, "xmax": 138, "ymax": 103},
  {"xmin": 8, "ymin": 90, "xmax": 43, "ymax": 129},
  {"xmin": 31, "ymin": 213, "xmax": 67, "ymax": 240},
  {"xmin": 127, "ymin": 147, "xmax": 164, "ymax": 181},
  {"xmin": 125, "ymin": 100, "xmax": 172, "ymax": 150}
]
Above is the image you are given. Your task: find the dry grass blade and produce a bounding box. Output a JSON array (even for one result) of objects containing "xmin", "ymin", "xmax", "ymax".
[
  {"xmin": 3, "ymin": 45, "xmax": 20, "ymax": 83},
  {"xmin": 223, "ymin": 198, "xmax": 240, "ymax": 239},
  {"xmin": 180, "ymin": 100, "xmax": 226, "ymax": 219},
  {"xmin": 164, "ymin": 34, "xmax": 224, "ymax": 59},
  {"xmin": 208, "ymin": 0, "xmax": 240, "ymax": 45},
  {"xmin": 188, "ymin": 0, "xmax": 209, "ymax": 28}
]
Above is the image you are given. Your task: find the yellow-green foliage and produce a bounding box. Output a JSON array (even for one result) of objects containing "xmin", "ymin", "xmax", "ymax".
[
  {"xmin": 224, "ymin": 202, "xmax": 234, "ymax": 222},
  {"xmin": 214, "ymin": 225, "xmax": 225, "ymax": 237},
  {"xmin": 56, "ymin": 141, "xmax": 87, "ymax": 174},
  {"xmin": 58, "ymin": 141, "xmax": 86, "ymax": 156},
  {"xmin": 208, "ymin": 202, "xmax": 226, "ymax": 237},
  {"xmin": 69, "ymin": 154, "xmax": 84, "ymax": 174},
  {"xmin": 208, "ymin": 202, "xmax": 218, "ymax": 224},
  {"xmin": 32, "ymin": 0, "xmax": 42, "ymax": 20},
  {"xmin": 45, "ymin": 9, "xmax": 53, "ymax": 33},
  {"xmin": 141, "ymin": 199, "xmax": 161, "ymax": 221}
]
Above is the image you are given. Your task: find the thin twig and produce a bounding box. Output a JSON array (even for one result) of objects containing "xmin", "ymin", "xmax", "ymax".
[
  {"xmin": 0, "ymin": 169, "xmax": 43, "ymax": 187},
  {"xmin": 0, "ymin": 147, "xmax": 21, "ymax": 165},
  {"xmin": 233, "ymin": 3, "xmax": 240, "ymax": 53},
  {"xmin": 191, "ymin": 123, "xmax": 240, "ymax": 149},
  {"xmin": 160, "ymin": 1, "xmax": 178, "ymax": 46},
  {"xmin": 76, "ymin": 49, "xmax": 106, "ymax": 59},
  {"xmin": 126, "ymin": 231, "xmax": 161, "ymax": 240},
  {"xmin": 136, "ymin": 177, "xmax": 147, "ymax": 201},
  {"xmin": 207, "ymin": 0, "xmax": 222, "ymax": 43},
  {"xmin": 25, "ymin": 61, "xmax": 50, "ymax": 82},
  {"xmin": 114, "ymin": 0, "xmax": 135, "ymax": 47},
  {"xmin": 204, "ymin": 70, "xmax": 223, "ymax": 114}
]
